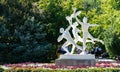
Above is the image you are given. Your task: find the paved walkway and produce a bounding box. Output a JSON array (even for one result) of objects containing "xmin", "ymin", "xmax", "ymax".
[{"xmin": 97, "ymin": 58, "xmax": 116, "ymax": 62}]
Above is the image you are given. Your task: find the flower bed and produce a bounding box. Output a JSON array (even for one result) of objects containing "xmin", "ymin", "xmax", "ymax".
[
  {"xmin": 2, "ymin": 67, "xmax": 120, "ymax": 72},
  {"xmin": 2, "ymin": 61, "xmax": 120, "ymax": 70},
  {"xmin": 0, "ymin": 61, "xmax": 120, "ymax": 72}
]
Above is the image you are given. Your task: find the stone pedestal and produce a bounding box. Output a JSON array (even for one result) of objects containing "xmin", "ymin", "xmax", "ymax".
[{"xmin": 55, "ymin": 54, "xmax": 96, "ymax": 66}]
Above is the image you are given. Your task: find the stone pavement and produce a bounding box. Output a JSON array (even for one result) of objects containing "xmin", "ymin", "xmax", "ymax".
[{"xmin": 97, "ymin": 58, "xmax": 116, "ymax": 62}]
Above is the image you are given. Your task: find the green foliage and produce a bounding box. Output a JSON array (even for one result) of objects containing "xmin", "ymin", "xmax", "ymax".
[
  {"xmin": 0, "ymin": 67, "xmax": 4, "ymax": 72},
  {"xmin": 37, "ymin": 0, "xmax": 102, "ymax": 50},
  {"xmin": 4, "ymin": 68, "xmax": 120, "ymax": 72},
  {"xmin": 37, "ymin": 0, "xmax": 70, "ymax": 45},
  {"xmin": 104, "ymin": 25, "xmax": 120, "ymax": 58},
  {"xmin": 12, "ymin": 17, "xmax": 52, "ymax": 63},
  {"xmin": 0, "ymin": 17, "xmax": 53, "ymax": 63},
  {"xmin": 110, "ymin": 0, "xmax": 120, "ymax": 10},
  {"xmin": 100, "ymin": 0, "xmax": 120, "ymax": 58},
  {"xmin": 1, "ymin": 0, "xmax": 120, "ymax": 63},
  {"xmin": 104, "ymin": 27, "xmax": 114, "ymax": 58},
  {"xmin": 0, "ymin": 0, "xmax": 57, "ymax": 63},
  {"xmin": 37, "ymin": 0, "xmax": 120, "ymax": 57}
]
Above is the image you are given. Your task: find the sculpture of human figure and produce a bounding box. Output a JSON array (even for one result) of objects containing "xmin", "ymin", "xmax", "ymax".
[
  {"xmin": 77, "ymin": 17, "xmax": 104, "ymax": 54},
  {"xmin": 70, "ymin": 8, "xmax": 104, "ymax": 54},
  {"xmin": 66, "ymin": 16, "xmax": 82, "ymax": 53},
  {"xmin": 79, "ymin": 17, "xmax": 104, "ymax": 43},
  {"xmin": 66, "ymin": 16, "xmax": 82, "ymax": 43},
  {"xmin": 72, "ymin": 8, "xmax": 103, "ymax": 43},
  {"xmin": 72, "ymin": 22, "xmax": 95, "ymax": 43},
  {"xmin": 66, "ymin": 16, "xmax": 85, "ymax": 54},
  {"xmin": 67, "ymin": 8, "xmax": 85, "ymax": 43},
  {"xmin": 57, "ymin": 26, "xmax": 82, "ymax": 54},
  {"xmin": 57, "ymin": 7, "xmax": 104, "ymax": 55},
  {"xmin": 71, "ymin": 7, "xmax": 81, "ymax": 19},
  {"xmin": 66, "ymin": 14, "xmax": 95, "ymax": 54}
]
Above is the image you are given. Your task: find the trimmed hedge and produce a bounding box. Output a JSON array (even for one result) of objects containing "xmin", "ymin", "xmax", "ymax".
[
  {"xmin": 3, "ymin": 68, "xmax": 120, "ymax": 72},
  {"xmin": 0, "ymin": 67, "xmax": 4, "ymax": 72}
]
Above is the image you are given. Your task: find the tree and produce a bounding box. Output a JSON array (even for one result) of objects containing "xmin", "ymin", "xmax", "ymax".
[
  {"xmin": 37, "ymin": 0, "xmax": 120, "ymax": 58},
  {"xmin": 37, "ymin": 0, "xmax": 101, "ymax": 42},
  {"xmin": 0, "ymin": 0, "xmax": 54, "ymax": 63}
]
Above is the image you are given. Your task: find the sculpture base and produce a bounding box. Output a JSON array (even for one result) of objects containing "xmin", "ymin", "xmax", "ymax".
[{"xmin": 55, "ymin": 54, "xmax": 96, "ymax": 66}]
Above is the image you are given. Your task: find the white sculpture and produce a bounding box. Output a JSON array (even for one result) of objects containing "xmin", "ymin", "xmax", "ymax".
[
  {"xmin": 58, "ymin": 8, "xmax": 104, "ymax": 55},
  {"xmin": 79, "ymin": 17, "xmax": 104, "ymax": 54},
  {"xmin": 57, "ymin": 26, "xmax": 82, "ymax": 54},
  {"xmin": 66, "ymin": 15, "xmax": 92, "ymax": 41}
]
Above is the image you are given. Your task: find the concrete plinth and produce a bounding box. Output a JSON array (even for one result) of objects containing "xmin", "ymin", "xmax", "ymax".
[{"xmin": 55, "ymin": 54, "xmax": 96, "ymax": 66}]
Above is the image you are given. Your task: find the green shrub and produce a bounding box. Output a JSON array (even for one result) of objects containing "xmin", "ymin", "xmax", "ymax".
[
  {"xmin": 0, "ymin": 67, "xmax": 4, "ymax": 72},
  {"xmin": 4, "ymin": 68, "xmax": 120, "ymax": 72},
  {"xmin": 104, "ymin": 26, "xmax": 120, "ymax": 58},
  {"xmin": 0, "ymin": 17, "xmax": 53, "ymax": 63},
  {"xmin": 0, "ymin": 0, "xmax": 56, "ymax": 63}
]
